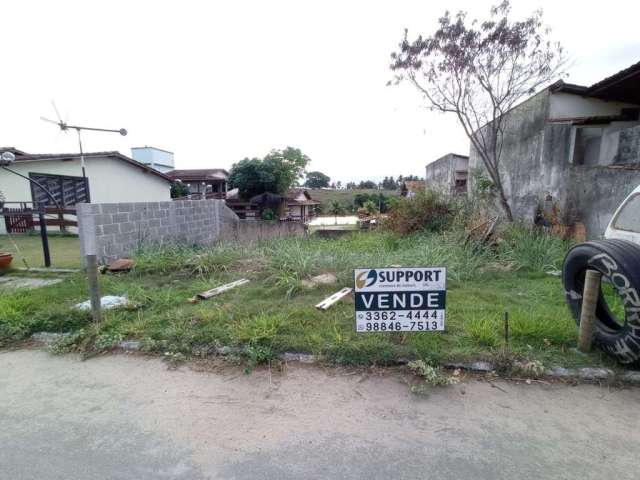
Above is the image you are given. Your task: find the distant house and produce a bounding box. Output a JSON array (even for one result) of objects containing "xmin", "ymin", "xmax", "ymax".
[
  {"xmin": 166, "ymin": 169, "xmax": 228, "ymax": 198},
  {"xmin": 286, "ymin": 189, "xmax": 320, "ymax": 222},
  {"xmin": 130, "ymin": 146, "xmax": 175, "ymax": 173},
  {"xmin": 403, "ymin": 180, "xmax": 426, "ymax": 198},
  {"xmin": 0, "ymin": 147, "xmax": 172, "ymax": 234},
  {"xmin": 468, "ymin": 60, "xmax": 640, "ymax": 236},
  {"xmin": 225, "ymin": 188, "xmax": 319, "ymax": 222},
  {"xmin": 425, "ymin": 153, "xmax": 469, "ymax": 195}
]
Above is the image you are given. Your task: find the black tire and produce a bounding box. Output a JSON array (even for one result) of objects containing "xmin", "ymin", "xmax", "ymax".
[{"xmin": 562, "ymin": 239, "xmax": 640, "ymax": 364}]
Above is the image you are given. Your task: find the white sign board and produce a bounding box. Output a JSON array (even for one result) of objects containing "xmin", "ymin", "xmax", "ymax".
[{"xmin": 354, "ymin": 267, "xmax": 446, "ymax": 332}]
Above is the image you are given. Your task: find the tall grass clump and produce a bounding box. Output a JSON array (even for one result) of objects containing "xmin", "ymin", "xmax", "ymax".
[
  {"xmin": 133, "ymin": 242, "xmax": 247, "ymax": 276},
  {"xmin": 265, "ymin": 229, "xmax": 493, "ymax": 284},
  {"xmin": 496, "ymin": 223, "xmax": 571, "ymax": 272},
  {"xmin": 384, "ymin": 190, "xmax": 454, "ymax": 235}
]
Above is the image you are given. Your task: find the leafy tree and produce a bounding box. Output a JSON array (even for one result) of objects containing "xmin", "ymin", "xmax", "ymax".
[
  {"xmin": 345, "ymin": 181, "xmax": 357, "ymax": 189},
  {"xmin": 381, "ymin": 176, "xmax": 398, "ymax": 190},
  {"xmin": 263, "ymin": 147, "xmax": 311, "ymax": 193},
  {"xmin": 362, "ymin": 200, "xmax": 379, "ymax": 215},
  {"xmin": 170, "ymin": 181, "xmax": 189, "ymax": 199},
  {"xmin": 327, "ymin": 200, "xmax": 344, "ymax": 223},
  {"xmin": 305, "ymin": 171, "xmax": 331, "ymax": 189},
  {"xmin": 358, "ymin": 180, "xmax": 378, "ymax": 189},
  {"xmin": 336, "ymin": 181, "xmax": 342, "ymax": 189},
  {"xmin": 354, "ymin": 193, "xmax": 390, "ymax": 213},
  {"xmin": 229, "ymin": 147, "xmax": 310, "ymax": 199},
  {"xmin": 403, "ymin": 175, "xmax": 423, "ymax": 182},
  {"xmin": 390, "ymin": 1, "xmax": 565, "ymax": 221}
]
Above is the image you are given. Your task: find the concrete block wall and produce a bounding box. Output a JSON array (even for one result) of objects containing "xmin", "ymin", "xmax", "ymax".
[{"xmin": 77, "ymin": 200, "xmax": 237, "ymax": 263}]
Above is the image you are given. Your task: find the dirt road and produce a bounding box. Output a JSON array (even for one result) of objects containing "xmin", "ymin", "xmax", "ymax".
[{"xmin": 1, "ymin": 349, "xmax": 639, "ymax": 479}]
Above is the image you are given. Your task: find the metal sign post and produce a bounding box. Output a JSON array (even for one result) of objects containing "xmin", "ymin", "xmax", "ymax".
[
  {"xmin": 354, "ymin": 267, "xmax": 447, "ymax": 332},
  {"xmin": 37, "ymin": 203, "xmax": 51, "ymax": 268}
]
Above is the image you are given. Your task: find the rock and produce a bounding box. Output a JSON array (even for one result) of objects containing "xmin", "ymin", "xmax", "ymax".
[
  {"xmin": 301, "ymin": 279, "xmax": 317, "ymax": 289},
  {"xmin": 545, "ymin": 367, "xmax": 573, "ymax": 378},
  {"xmin": 31, "ymin": 332, "xmax": 66, "ymax": 346},
  {"xmin": 215, "ymin": 346, "xmax": 241, "ymax": 356},
  {"xmin": 545, "ymin": 367, "xmax": 615, "ymax": 381},
  {"xmin": 281, "ymin": 352, "xmax": 317, "ymax": 363},
  {"xmin": 309, "ymin": 273, "xmax": 337, "ymax": 285},
  {"xmin": 469, "ymin": 361, "xmax": 494, "ymax": 372},
  {"xmin": 577, "ymin": 368, "xmax": 614, "ymax": 380},
  {"xmin": 619, "ymin": 371, "xmax": 640, "ymax": 384},
  {"xmin": 118, "ymin": 340, "xmax": 141, "ymax": 352},
  {"xmin": 108, "ymin": 258, "xmax": 134, "ymax": 272}
]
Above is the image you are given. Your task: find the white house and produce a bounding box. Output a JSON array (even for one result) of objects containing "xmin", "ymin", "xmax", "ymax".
[{"xmin": 0, "ymin": 148, "xmax": 173, "ymax": 234}]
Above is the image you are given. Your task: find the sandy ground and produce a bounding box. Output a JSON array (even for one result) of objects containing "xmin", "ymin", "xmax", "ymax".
[{"xmin": 1, "ymin": 349, "xmax": 639, "ymax": 480}]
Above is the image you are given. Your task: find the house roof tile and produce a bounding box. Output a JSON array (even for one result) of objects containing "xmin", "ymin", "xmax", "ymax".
[{"xmin": 5, "ymin": 150, "xmax": 173, "ymax": 182}]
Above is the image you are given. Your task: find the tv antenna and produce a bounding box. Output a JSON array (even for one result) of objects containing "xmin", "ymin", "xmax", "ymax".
[{"xmin": 40, "ymin": 101, "xmax": 127, "ymax": 179}]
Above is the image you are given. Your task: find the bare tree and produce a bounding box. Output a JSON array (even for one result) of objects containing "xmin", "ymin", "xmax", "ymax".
[{"xmin": 390, "ymin": 1, "xmax": 566, "ymax": 221}]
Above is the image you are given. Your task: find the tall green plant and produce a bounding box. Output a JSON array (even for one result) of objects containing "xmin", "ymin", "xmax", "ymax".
[{"xmin": 385, "ymin": 190, "xmax": 453, "ymax": 234}]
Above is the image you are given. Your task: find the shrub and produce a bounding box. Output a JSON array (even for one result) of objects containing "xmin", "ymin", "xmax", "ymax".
[
  {"xmin": 385, "ymin": 190, "xmax": 453, "ymax": 234},
  {"xmin": 496, "ymin": 223, "xmax": 572, "ymax": 272}
]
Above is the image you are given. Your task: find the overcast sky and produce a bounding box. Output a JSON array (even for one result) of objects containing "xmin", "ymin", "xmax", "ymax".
[{"xmin": 2, "ymin": 0, "xmax": 638, "ymax": 183}]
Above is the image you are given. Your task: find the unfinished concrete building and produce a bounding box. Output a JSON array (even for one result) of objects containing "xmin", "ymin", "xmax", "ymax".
[
  {"xmin": 468, "ymin": 61, "xmax": 640, "ymax": 237},
  {"xmin": 425, "ymin": 153, "xmax": 469, "ymax": 196}
]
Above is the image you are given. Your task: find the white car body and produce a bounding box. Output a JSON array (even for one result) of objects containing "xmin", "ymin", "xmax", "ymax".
[{"xmin": 604, "ymin": 184, "xmax": 640, "ymax": 245}]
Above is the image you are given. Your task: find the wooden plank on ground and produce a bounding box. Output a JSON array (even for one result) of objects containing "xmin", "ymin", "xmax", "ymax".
[
  {"xmin": 189, "ymin": 279, "xmax": 250, "ymax": 303},
  {"xmin": 315, "ymin": 287, "xmax": 352, "ymax": 311}
]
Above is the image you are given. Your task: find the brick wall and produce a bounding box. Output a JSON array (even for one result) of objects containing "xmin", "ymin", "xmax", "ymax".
[
  {"xmin": 77, "ymin": 200, "xmax": 307, "ymax": 263},
  {"xmin": 77, "ymin": 200, "xmax": 238, "ymax": 262}
]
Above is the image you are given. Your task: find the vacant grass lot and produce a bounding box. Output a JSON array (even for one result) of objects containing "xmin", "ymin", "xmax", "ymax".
[
  {"xmin": 0, "ymin": 228, "xmax": 616, "ymax": 369},
  {"xmin": 0, "ymin": 234, "xmax": 81, "ymax": 269}
]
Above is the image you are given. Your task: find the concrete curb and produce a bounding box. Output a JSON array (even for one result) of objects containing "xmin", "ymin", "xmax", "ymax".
[
  {"xmin": 444, "ymin": 361, "xmax": 640, "ymax": 384},
  {"xmin": 29, "ymin": 333, "xmax": 640, "ymax": 384}
]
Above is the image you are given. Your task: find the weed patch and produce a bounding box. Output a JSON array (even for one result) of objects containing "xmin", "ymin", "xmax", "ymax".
[{"xmin": 0, "ymin": 227, "xmax": 610, "ymax": 370}]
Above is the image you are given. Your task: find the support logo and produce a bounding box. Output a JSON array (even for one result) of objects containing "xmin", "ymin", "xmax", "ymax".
[{"xmin": 355, "ymin": 269, "xmax": 377, "ymax": 289}]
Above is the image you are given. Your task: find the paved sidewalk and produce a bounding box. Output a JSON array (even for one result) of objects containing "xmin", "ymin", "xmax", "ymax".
[{"xmin": 1, "ymin": 349, "xmax": 639, "ymax": 480}]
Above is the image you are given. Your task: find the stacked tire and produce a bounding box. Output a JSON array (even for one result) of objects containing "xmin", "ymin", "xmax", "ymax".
[{"xmin": 562, "ymin": 239, "xmax": 640, "ymax": 364}]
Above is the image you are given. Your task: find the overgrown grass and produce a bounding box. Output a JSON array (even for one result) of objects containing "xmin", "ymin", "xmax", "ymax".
[{"xmin": 1, "ymin": 226, "xmax": 610, "ymax": 369}]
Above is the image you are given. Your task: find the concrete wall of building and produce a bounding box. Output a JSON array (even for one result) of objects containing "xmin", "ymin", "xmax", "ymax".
[
  {"xmin": 77, "ymin": 199, "xmax": 306, "ymax": 263},
  {"xmin": 425, "ymin": 154, "xmax": 469, "ymax": 195},
  {"xmin": 468, "ymin": 89, "xmax": 640, "ymax": 237},
  {"xmin": 0, "ymin": 156, "xmax": 171, "ymax": 235},
  {"xmin": 130, "ymin": 147, "xmax": 175, "ymax": 172},
  {"xmin": 549, "ymin": 92, "xmax": 638, "ymax": 120}
]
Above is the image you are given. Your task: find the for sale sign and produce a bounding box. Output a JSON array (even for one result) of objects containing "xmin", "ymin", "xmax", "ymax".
[{"xmin": 354, "ymin": 267, "xmax": 446, "ymax": 332}]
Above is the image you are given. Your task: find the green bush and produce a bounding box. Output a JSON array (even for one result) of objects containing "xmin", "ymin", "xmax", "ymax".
[
  {"xmin": 496, "ymin": 223, "xmax": 572, "ymax": 272},
  {"xmin": 385, "ymin": 190, "xmax": 454, "ymax": 234}
]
